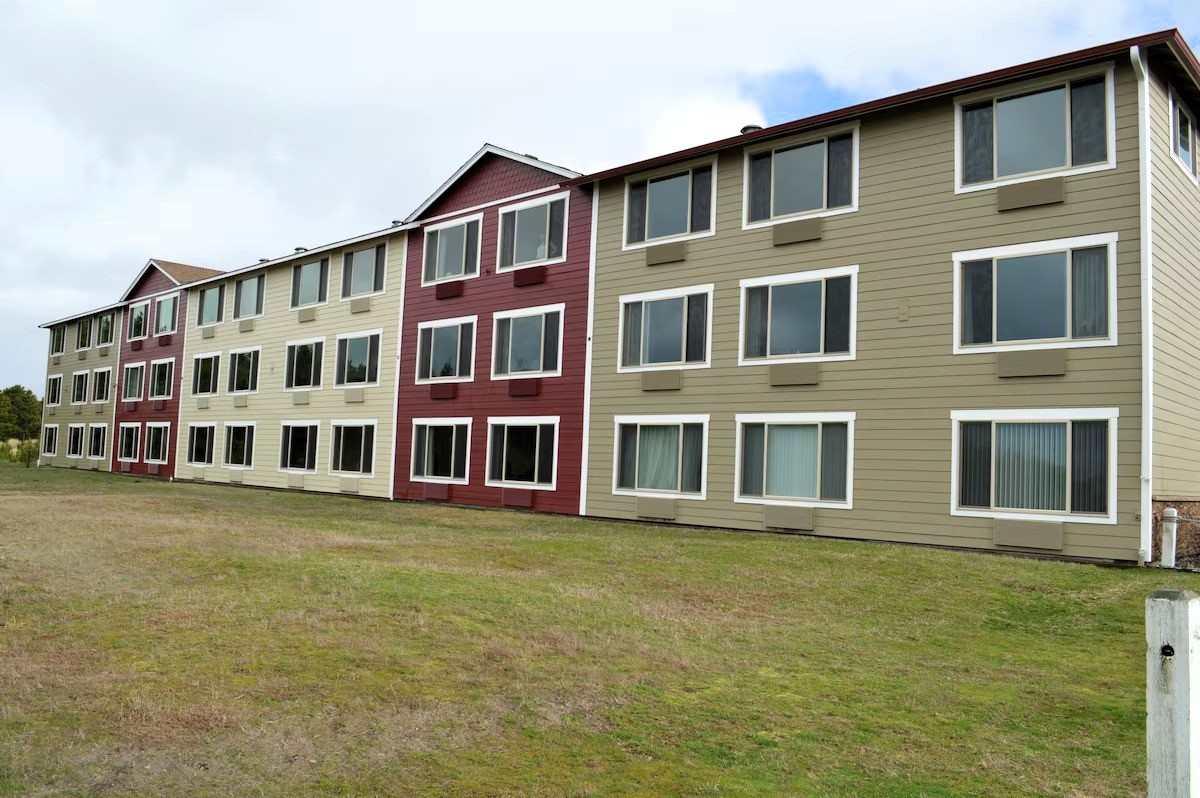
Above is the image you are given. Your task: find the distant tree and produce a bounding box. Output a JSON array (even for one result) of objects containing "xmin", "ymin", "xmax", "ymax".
[
  {"xmin": 0, "ymin": 385, "xmax": 40, "ymax": 441},
  {"xmin": 0, "ymin": 392, "xmax": 14, "ymax": 441}
]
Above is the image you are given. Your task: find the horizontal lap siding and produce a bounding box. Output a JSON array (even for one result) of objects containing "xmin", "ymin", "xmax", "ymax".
[
  {"xmin": 585, "ymin": 63, "xmax": 1143, "ymax": 560},
  {"xmin": 171, "ymin": 234, "xmax": 406, "ymax": 499}
]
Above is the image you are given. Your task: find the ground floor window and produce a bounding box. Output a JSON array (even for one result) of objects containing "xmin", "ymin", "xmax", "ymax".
[
  {"xmin": 736, "ymin": 412, "xmax": 854, "ymax": 507},
  {"xmin": 280, "ymin": 422, "xmax": 318, "ymax": 472},
  {"xmin": 41, "ymin": 425, "xmax": 58, "ymax": 456},
  {"xmin": 87, "ymin": 424, "xmax": 107, "ymax": 460},
  {"xmin": 613, "ymin": 415, "xmax": 708, "ymax": 498},
  {"xmin": 330, "ymin": 422, "xmax": 375, "ymax": 476},
  {"xmin": 144, "ymin": 423, "xmax": 171, "ymax": 464},
  {"xmin": 224, "ymin": 424, "xmax": 255, "ymax": 469},
  {"xmin": 187, "ymin": 424, "xmax": 216, "ymax": 466},
  {"xmin": 486, "ymin": 417, "xmax": 558, "ymax": 489},
  {"xmin": 118, "ymin": 424, "xmax": 140, "ymax": 462},
  {"xmin": 411, "ymin": 419, "xmax": 470, "ymax": 483},
  {"xmin": 66, "ymin": 424, "xmax": 85, "ymax": 458}
]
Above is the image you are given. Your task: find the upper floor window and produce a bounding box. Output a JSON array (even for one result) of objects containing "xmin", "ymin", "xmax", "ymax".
[
  {"xmin": 341, "ymin": 245, "xmax": 385, "ymax": 299},
  {"xmin": 613, "ymin": 415, "xmax": 708, "ymax": 499},
  {"xmin": 70, "ymin": 372, "xmax": 89, "ymax": 404},
  {"xmin": 285, "ymin": 338, "xmax": 324, "ymax": 390},
  {"xmin": 122, "ymin": 363, "xmax": 144, "ymax": 401},
  {"xmin": 91, "ymin": 368, "xmax": 111, "ymax": 403},
  {"xmin": 423, "ymin": 216, "xmax": 481, "ymax": 285},
  {"xmin": 228, "ymin": 348, "xmax": 260, "ymax": 393},
  {"xmin": 291, "ymin": 257, "xmax": 328, "ymax": 307},
  {"xmin": 958, "ymin": 69, "xmax": 1112, "ymax": 191},
  {"xmin": 416, "ymin": 317, "xmax": 474, "ymax": 383},
  {"xmin": 76, "ymin": 318, "xmax": 92, "ymax": 350},
  {"xmin": 154, "ymin": 294, "xmax": 178, "ymax": 335},
  {"xmin": 192, "ymin": 353, "xmax": 220, "ymax": 396},
  {"xmin": 954, "ymin": 233, "xmax": 1117, "ymax": 354},
  {"xmin": 493, "ymin": 304, "xmax": 562, "ymax": 379},
  {"xmin": 625, "ymin": 163, "xmax": 713, "ymax": 247},
  {"xmin": 335, "ymin": 331, "xmax": 381, "ymax": 387},
  {"xmin": 1170, "ymin": 88, "xmax": 1197, "ymax": 179},
  {"xmin": 740, "ymin": 266, "xmax": 857, "ymax": 365},
  {"xmin": 197, "ymin": 285, "xmax": 224, "ymax": 326},
  {"xmin": 46, "ymin": 375, "xmax": 62, "ymax": 406},
  {"xmin": 127, "ymin": 302, "xmax": 149, "ymax": 340},
  {"xmin": 618, "ymin": 285, "xmax": 711, "ymax": 372},
  {"xmin": 149, "ymin": 359, "xmax": 174, "ymax": 400},
  {"xmin": 498, "ymin": 193, "xmax": 567, "ymax": 271},
  {"xmin": 745, "ymin": 128, "xmax": 856, "ymax": 226},
  {"xmin": 49, "ymin": 326, "xmax": 65, "ymax": 355},
  {"xmin": 736, "ymin": 412, "xmax": 854, "ymax": 508},
  {"xmin": 96, "ymin": 313, "xmax": 114, "ymax": 347},
  {"xmin": 233, "ymin": 274, "xmax": 265, "ymax": 319}
]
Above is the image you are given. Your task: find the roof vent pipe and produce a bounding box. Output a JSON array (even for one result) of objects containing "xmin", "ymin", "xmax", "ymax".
[
  {"xmin": 741, "ymin": 124, "xmax": 763, "ymax": 135},
  {"xmin": 391, "ymin": 220, "xmax": 402, "ymax": 226},
  {"xmin": 294, "ymin": 247, "xmax": 307, "ymax": 253},
  {"xmin": 258, "ymin": 258, "xmax": 269, "ymax": 263}
]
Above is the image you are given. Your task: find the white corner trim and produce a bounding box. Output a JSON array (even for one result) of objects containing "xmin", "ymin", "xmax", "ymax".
[{"xmin": 579, "ymin": 184, "xmax": 598, "ymax": 517}]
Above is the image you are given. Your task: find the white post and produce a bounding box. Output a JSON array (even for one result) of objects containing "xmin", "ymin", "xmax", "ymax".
[
  {"xmin": 1163, "ymin": 508, "xmax": 1180, "ymax": 569},
  {"xmin": 1147, "ymin": 589, "xmax": 1200, "ymax": 797}
]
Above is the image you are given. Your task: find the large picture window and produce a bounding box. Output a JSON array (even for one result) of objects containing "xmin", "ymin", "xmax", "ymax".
[
  {"xmin": 497, "ymin": 193, "xmax": 568, "ymax": 271},
  {"xmin": 330, "ymin": 421, "xmax": 375, "ymax": 476},
  {"xmin": 411, "ymin": 419, "xmax": 471, "ymax": 484},
  {"xmin": 279, "ymin": 423, "xmax": 319, "ymax": 473},
  {"xmin": 492, "ymin": 304, "xmax": 562, "ymax": 379},
  {"xmin": 228, "ymin": 349, "xmax": 260, "ymax": 393},
  {"xmin": 285, "ymin": 338, "xmax": 324, "ymax": 390},
  {"xmin": 416, "ymin": 317, "xmax": 474, "ymax": 383},
  {"xmin": 740, "ymin": 266, "xmax": 856, "ymax": 364},
  {"xmin": 422, "ymin": 216, "xmax": 481, "ymax": 285},
  {"xmin": 736, "ymin": 413, "xmax": 854, "ymax": 508},
  {"xmin": 625, "ymin": 162, "xmax": 714, "ymax": 247},
  {"xmin": 335, "ymin": 332, "xmax": 381, "ymax": 387},
  {"xmin": 486, "ymin": 417, "xmax": 558, "ymax": 489},
  {"xmin": 341, "ymin": 245, "xmax": 385, "ymax": 298},
  {"xmin": 224, "ymin": 423, "xmax": 255, "ymax": 469},
  {"xmin": 619, "ymin": 285, "xmax": 711, "ymax": 371},
  {"xmin": 745, "ymin": 128, "xmax": 856, "ymax": 226},
  {"xmin": 613, "ymin": 415, "xmax": 708, "ymax": 499}
]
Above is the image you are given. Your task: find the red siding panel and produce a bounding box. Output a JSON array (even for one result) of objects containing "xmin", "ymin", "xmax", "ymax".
[
  {"xmin": 423, "ymin": 155, "xmax": 563, "ymax": 218},
  {"xmin": 127, "ymin": 266, "xmax": 178, "ymax": 300}
]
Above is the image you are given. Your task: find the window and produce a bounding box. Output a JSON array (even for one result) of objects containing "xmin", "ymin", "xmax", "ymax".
[
  {"xmin": 91, "ymin": 368, "xmax": 112, "ymax": 403},
  {"xmin": 952, "ymin": 408, "xmax": 1117, "ymax": 524},
  {"xmin": 71, "ymin": 372, "xmax": 89, "ymax": 404},
  {"xmin": 234, "ymin": 274, "xmax": 265, "ymax": 319},
  {"xmin": 224, "ymin": 423, "xmax": 255, "ymax": 469},
  {"xmin": 745, "ymin": 128, "xmax": 857, "ymax": 226},
  {"xmin": 197, "ymin": 285, "xmax": 224, "ymax": 326},
  {"xmin": 192, "ymin": 353, "xmax": 220, "ymax": 395},
  {"xmin": 285, "ymin": 339, "xmax": 324, "ymax": 390},
  {"xmin": 1171, "ymin": 88, "xmax": 1198, "ymax": 179},
  {"xmin": 954, "ymin": 233, "xmax": 1117, "ymax": 354},
  {"xmin": 228, "ymin": 349, "xmax": 260, "ymax": 393},
  {"xmin": 127, "ymin": 302, "xmax": 149, "ymax": 340},
  {"xmin": 342, "ymin": 245, "xmax": 385, "ymax": 298},
  {"xmin": 486, "ymin": 417, "xmax": 557, "ymax": 489},
  {"xmin": 96, "ymin": 313, "xmax": 114, "ymax": 346},
  {"xmin": 87, "ymin": 424, "xmax": 107, "ymax": 460},
  {"xmin": 76, "ymin": 318, "xmax": 92, "ymax": 350},
  {"xmin": 46, "ymin": 375, "xmax": 62, "ymax": 406},
  {"xmin": 335, "ymin": 332, "xmax": 381, "ymax": 386},
  {"xmin": 422, "ymin": 216, "xmax": 481, "ymax": 285},
  {"xmin": 50, "ymin": 326, "xmax": 65, "ymax": 355},
  {"xmin": 740, "ymin": 266, "xmax": 857, "ymax": 364},
  {"xmin": 279, "ymin": 423, "xmax": 319, "ymax": 473},
  {"xmin": 149, "ymin": 359, "xmax": 174, "ymax": 400},
  {"xmin": 122, "ymin": 363, "xmax": 145, "ymax": 401},
  {"xmin": 497, "ymin": 193, "xmax": 568, "ymax": 271},
  {"xmin": 41, "ymin": 425, "xmax": 58, "ymax": 456},
  {"xmin": 66, "ymin": 424, "xmax": 85, "ymax": 458},
  {"xmin": 736, "ymin": 413, "xmax": 854, "ymax": 508},
  {"xmin": 625, "ymin": 162, "xmax": 714, "ymax": 246},
  {"xmin": 330, "ymin": 422, "xmax": 375, "ymax": 476},
  {"xmin": 154, "ymin": 294, "xmax": 178, "ymax": 335},
  {"xmin": 186, "ymin": 424, "xmax": 216, "ymax": 466},
  {"xmin": 416, "ymin": 318, "xmax": 474, "ymax": 383},
  {"xmin": 291, "ymin": 257, "xmax": 328, "ymax": 308},
  {"xmin": 614, "ymin": 416, "xmax": 708, "ymax": 498},
  {"xmin": 144, "ymin": 423, "xmax": 170, "ymax": 464},
  {"xmin": 117, "ymin": 424, "xmax": 140, "ymax": 462},
  {"xmin": 492, "ymin": 305, "xmax": 562, "ymax": 378},
  {"xmin": 958, "ymin": 69, "xmax": 1112, "ymax": 190},
  {"xmin": 618, "ymin": 285, "xmax": 712, "ymax": 371},
  {"xmin": 411, "ymin": 419, "xmax": 471, "ymax": 484}
]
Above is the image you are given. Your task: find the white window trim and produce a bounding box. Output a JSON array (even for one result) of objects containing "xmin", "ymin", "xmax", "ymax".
[
  {"xmin": 621, "ymin": 157, "xmax": 719, "ymax": 251},
  {"xmin": 494, "ymin": 190, "xmax": 571, "ymax": 273},
  {"xmin": 148, "ymin": 357, "xmax": 176, "ymax": 400},
  {"xmin": 733, "ymin": 411, "xmax": 856, "ymax": 509},
  {"xmin": 491, "ymin": 303, "xmax": 566, "ymax": 380},
  {"xmin": 953, "ymin": 63, "xmax": 1117, "ymax": 194},
  {"xmin": 737, "ymin": 264, "xmax": 859, "ymax": 366},
  {"xmin": 339, "ymin": 240, "xmax": 389, "ymax": 301},
  {"xmin": 232, "ymin": 274, "xmax": 267, "ymax": 321},
  {"xmin": 196, "ymin": 285, "xmax": 226, "ymax": 328},
  {"xmin": 70, "ymin": 371, "xmax": 90, "ymax": 406},
  {"xmin": 277, "ymin": 420, "xmax": 320, "ymax": 475},
  {"xmin": 143, "ymin": 421, "xmax": 172, "ymax": 465},
  {"xmin": 154, "ymin": 292, "xmax": 180, "ymax": 336},
  {"xmin": 126, "ymin": 301, "xmax": 150, "ymax": 342},
  {"xmin": 41, "ymin": 424, "xmax": 58, "ymax": 456},
  {"xmin": 66, "ymin": 423, "xmax": 86, "ymax": 459},
  {"xmin": 1169, "ymin": 86, "xmax": 1200, "ymax": 184},
  {"xmin": 86, "ymin": 423, "xmax": 108, "ymax": 460},
  {"xmin": 282, "ymin": 336, "xmax": 326, "ymax": 393},
  {"xmin": 117, "ymin": 422, "xmax": 141, "ymax": 463},
  {"xmin": 328, "ymin": 418, "xmax": 379, "ymax": 478},
  {"xmin": 290, "ymin": 258, "xmax": 330, "ymax": 310},
  {"xmin": 95, "ymin": 312, "xmax": 116, "ymax": 347},
  {"xmin": 410, "ymin": 416, "xmax": 473, "ymax": 486},
  {"xmin": 222, "ymin": 421, "xmax": 256, "ymax": 470},
  {"xmin": 611, "ymin": 413, "xmax": 709, "ymax": 500},
  {"xmin": 951, "ymin": 232, "xmax": 1119, "ymax": 354},
  {"xmin": 616, "ymin": 284, "xmax": 714, "ymax": 373},
  {"xmin": 49, "ymin": 326, "xmax": 66, "ymax": 356},
  {"xmin": 46, "ymin": 374, "xmax": 62, "ymax": 407},
  {"xmin": 741, "ymin": 121, "xmax": 861, "ymax": 230},
  {"xmin": 227, "ymin": 346, "xmax": 262, "ymax": 395},
  {"xmin": 334, "ymin": 328, "xmax": 384, "ymax": 389},
  {"xmin": 186, "ymin": 422, "xmax": 217, "ymax": 468},
  {"xmin": 191, "ymin": 351, "xmax": 222, "ymax": 397},
  {"xmin": 121, "ymin": 362, "xmax": 146, "ymax": 402},
  {"xmin": 420, "ymin": 213, "xmax": 484, "ymax": 287},
  {"xmin": 75, "ymin": 317, "xmax": 92, "ymax": 352},
  {"xmin": 91, "ymin": 367, "xmax": 113, "ymax": 404},
  {"xmin": 949, "ymin": 407, "xmax": 1119, "ymax": 525},
  {"xmin": 484, "ymin": 415, "xmax": 560, "ymax": 491},
  {"xmin": 415, "ymin": 316, "xmax": 477, "ymax": 385}
]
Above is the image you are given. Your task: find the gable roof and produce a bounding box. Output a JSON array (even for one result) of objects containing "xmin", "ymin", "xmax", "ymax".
[
  {"xmin": 567, "ymin": 28, "xmax": 1200, "ymax": 187},
  {"xmin": 404, "ymin": 143, "xmax": 580, "ymax": 223},
  {"xmin": 38, "ymin": 300, "xmax": 126, "ymax": 329},
  {"xmin": 119, "ymin": 258, "xmax": 224, "ymax": 301}
]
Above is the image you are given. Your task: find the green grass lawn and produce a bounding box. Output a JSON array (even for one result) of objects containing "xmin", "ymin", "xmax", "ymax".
[{"xmin": 0, "ymin": 464, "xmax": 1191, "ymax": 796}]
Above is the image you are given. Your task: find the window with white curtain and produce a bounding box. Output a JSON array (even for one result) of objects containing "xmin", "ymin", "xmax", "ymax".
[
  {"xmin": 613, "ymin": 415, "xmax": 708, "ymax": 498},
  {"xmin": 736, "ymin": 413, "xmax": 854, "ymax": 507}
]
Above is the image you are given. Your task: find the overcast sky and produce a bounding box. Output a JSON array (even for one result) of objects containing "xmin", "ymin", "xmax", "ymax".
[{"xmin": 2, "ymin": 1, "xmax": 1195, "ymax": 392}]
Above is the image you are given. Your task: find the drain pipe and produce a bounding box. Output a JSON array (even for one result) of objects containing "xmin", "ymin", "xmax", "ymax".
[{"xmin": 1131, "ymin": 45, "xmax": 1155, "ymax": 565}]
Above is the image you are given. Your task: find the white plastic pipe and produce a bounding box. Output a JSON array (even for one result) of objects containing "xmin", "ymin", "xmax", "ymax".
[{"xmin": 1163, "ymin": 507, "xmax": 1179, "ymax": 569}]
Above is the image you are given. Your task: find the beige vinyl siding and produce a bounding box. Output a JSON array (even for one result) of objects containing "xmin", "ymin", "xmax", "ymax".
[
  {"xmin": 585, "ymin": 62, "xmax": 1144, "ymax": 561},
  {"xmin": 172, "ymin": 232, "xmax": 405, "ymax": 498},
  {"xmin": 39, "ymin": 310, "xmax": 123, "ymax": 471},
  {"xmin": 1149, "ymin": 67, "xmax": 1200, "ymax": 500}
]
